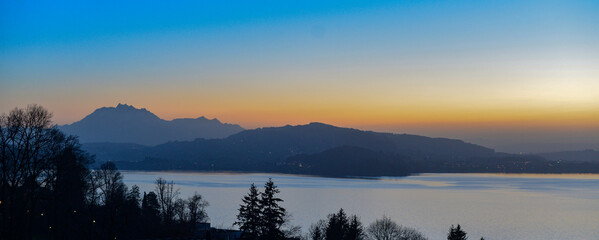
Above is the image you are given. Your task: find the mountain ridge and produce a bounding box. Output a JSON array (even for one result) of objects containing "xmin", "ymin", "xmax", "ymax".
[
  {"xmin": 72, "ymin": 118, "xmax": 599, "ymax": 176},
  {"xmin": 93, "ymin": 121, "xmax": 496, "ymax": 171},
  {"xmin": 60, "ymin": 104, "xmax": 245, "ymax": 145}
]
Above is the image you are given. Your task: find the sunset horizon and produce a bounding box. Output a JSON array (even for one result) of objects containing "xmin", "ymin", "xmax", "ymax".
[
  {"xmin": 2, "ymin": 1, "xmax": 597, "ymax": 153},
  {"xmin": 17, "ymin": 101, "xmax": 596, "ymax": 153},
  {"xmin": 2, "ymin": 1, "xmax": 599, "ymax": 239}
]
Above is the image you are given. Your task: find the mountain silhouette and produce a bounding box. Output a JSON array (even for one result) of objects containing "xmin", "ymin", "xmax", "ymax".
[
  {"xmin": 102, "ymin": 122, "xmax": 495, "ymax": 172},
  {"xmin": 60, "ymin": 104, "xmax": 244, "ymax": 145},
  {"xmin": 84, "ymin": 122, "xmax": 598, "ymax": 175}
]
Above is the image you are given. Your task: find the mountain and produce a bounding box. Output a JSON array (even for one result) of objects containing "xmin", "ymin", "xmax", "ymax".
[
  {"xmin": 538, "ymin": 149, "xmax": 599, "ymax": 163},
  {"xmin": 87, "ymin": 122, "xmax": 599, "ymax": 175},
  {"xmin": 108, "ymin": 122, "xmax": 493, "ymax": 169},
  {"xmin": 60, "ymin": 104, "xmax": 244, "ymax": 145}
]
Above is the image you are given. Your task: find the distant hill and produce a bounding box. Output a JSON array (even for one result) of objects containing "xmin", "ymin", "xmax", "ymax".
[
  {"xmin": 110, "ymin": 122, "xmax": 494, "ymax": 171},
  {"xmin": 60, "ymin": 104, "xmax": 244, "ymax": 145},
  {"xmin": 538, "ymin": 150, "xmax": 599, "ymax": 163},
  {"xmin": 84, "ymin": 122, "xmax": 599, "ymax": 176}
]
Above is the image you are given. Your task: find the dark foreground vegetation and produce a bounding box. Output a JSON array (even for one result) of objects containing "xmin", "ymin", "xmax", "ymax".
[{"xmin": 0, "ymin": 105, "xmax": 213, "ymax": 239}]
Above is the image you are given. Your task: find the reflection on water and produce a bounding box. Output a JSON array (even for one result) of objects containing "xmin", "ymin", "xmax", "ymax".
[{"xmin": 122, "ymin": 172, "xmax": 599, "ymax": 240}]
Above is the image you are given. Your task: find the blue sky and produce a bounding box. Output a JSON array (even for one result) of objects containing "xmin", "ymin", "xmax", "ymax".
[{"xmin": 1, "ymin": 0, "xmax": 598, "ymax": 152}]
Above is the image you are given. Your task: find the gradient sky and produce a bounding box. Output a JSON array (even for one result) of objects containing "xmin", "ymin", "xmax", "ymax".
[{"xmin": 1, "ymin": 0, "xmax": 598, "ymax": 153}]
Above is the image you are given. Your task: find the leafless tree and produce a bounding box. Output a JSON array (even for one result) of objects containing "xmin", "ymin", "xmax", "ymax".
[
  {"xmin": 1, "ymin": 105, "xmax": 54, "ymax": 190},
  {"xmin": 281, "ymin": 213, "xmax": 302, "ymax": 239},
  {"xmin": 1, "ymin": 105, "xmax": 55, "ymax": 238},
  {"xmin": 97, "ymin": 162, "xmax": 125, "ymax": 205},
  {"xmin": 396, "ymin": 226, "xmax": 427, "ymax": 240},
  {"xmin": 367, "ymin": 216, "xmax": 428, "ymax": 240},
  {"xmin": 0, "ymin": 105, "xmax": 91, "ymax": 239},
  {"xmin": 174, "ymin": 198, "xmax": 187, "ymax": 222},
  {"xmin": 308, "ymin": 219, "xmax": 327, "ymax": 240},
  {"xmin": 155, "ymin": 177, "xmax": 180, "ymax": 223},
  {"xmin": 187, "ymin": 192, "xmax": 209, "ymax": 224},
  {"xmin": 368, "ymin": 216, "xmax": 400, "ymax": 240},
  {"xmin": 86, "ymin": 170, "xmax": 102, "ymax": 206}
]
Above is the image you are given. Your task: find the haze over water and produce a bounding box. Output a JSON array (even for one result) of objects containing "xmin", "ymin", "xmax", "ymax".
[{"xmin": 123, "ymin": 172, "xmax": 599, "ymax": 240}]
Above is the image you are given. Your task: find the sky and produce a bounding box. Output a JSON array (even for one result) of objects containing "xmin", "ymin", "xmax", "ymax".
[{"xmin": 1, "ymin": 0, "xmax": 598, "ymax": 153}]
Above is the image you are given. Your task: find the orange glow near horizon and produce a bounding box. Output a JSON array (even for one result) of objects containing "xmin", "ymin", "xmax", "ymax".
[
  {"xmin": 2, "ymin": 76, "xmax": 597, "ymax": 133},
  {"xmin": 36, "ymin": 98, "xmax": 599, "ymax": 131}
]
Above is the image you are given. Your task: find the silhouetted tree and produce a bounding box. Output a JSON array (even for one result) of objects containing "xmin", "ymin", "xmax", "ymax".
[
  {"xmin": 282, "ymin": 220, "xmax": 303, "ymax": 240},
  {"xmin": 326, "ymin": 209, "xmax": 349, "ymax": 240},
  {"xmin": 368, "ymin": 215, "xmax": 428, "ymax": 240},
  {"xmin": 47, "ymin": 143, "xmax": 92, "ymax": 239},
  {"xmin": 126, "ymin": 185, "xmax": 141, "ymax": 207},
  {"xmin": 236, "ymin": 183, "xmax": 262, "ymax": 240},
  {"xmin": 396, "ymin": 226, "xmax": 428, "ymax": 240},
  {"xmin": 141, "ymin": 191, "xmax": 161, "ymax": 236},
  {"xmin": 121, "ymin": 185, "xmax": 142, "ymax": 238},
  {"xmin": 367, "ymin": 215, "xmax": 400, "ymax": 240},
  {"xmin": 309, "ymin": 219, "xmax": 327, "ymax": 240},
  {"xmin": 260, "ymin": 178, "xmax": 287, "ymax": 240},
  {"xmin": 345, "ymin": 215, "xmax": 365, "ymax": 240},
  {"xmin": 142, "ymin": 191, "xmax": 161, "ymax": 218},
  {"xmin": 86, "ymin": 169, "xmax": 102, "ymax": 206},
  {"xmin": 97, "ymin": 162, "xmax": 126, "ymax": 205},
  {"xmin": 188, "ymin": 192, "xmax": 209, "ymax": 233},
  {"xmin": 95, "ymin": 162, "xmax": 128, "ymax": 239},
  {"xmin": 155, "ymin": 177, "xmax": 180, "ymax": 224},
  {"xmin": 448, "ymin": 224, "xmax": 467, "ymax": 240},
  {"xmin": 1, "ymin": 105, "xmax": 217, "ymax": 239},
  {"xmin": 0, "ymin": 105, "xmax": 92, "ymax": 239},
  {"xmin": 310, "ymin": 209, "xmax": 365, "ymax": 240},
  {"xmin": 174, "ymin": 198, "xmax": 187, "ymax": 222}
]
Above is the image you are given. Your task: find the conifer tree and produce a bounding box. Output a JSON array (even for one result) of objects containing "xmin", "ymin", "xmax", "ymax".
[
  {"xmin": 326, "ymin": 209, "xmax": 349, "ymax": 240},
  {"xmin": 260, "ymin": 178, "xmax": 287, "ymax": 240},
  {"xmin": 345, "ymin": 215, "xmax": 365, "ymax": 240},
  {"xmin": 236, "ymin": 183, "xmax": 263, "ymax": 240},
  {"xmin": 447, "ymin": 224, "xmax": 468, "ymax": 240}
]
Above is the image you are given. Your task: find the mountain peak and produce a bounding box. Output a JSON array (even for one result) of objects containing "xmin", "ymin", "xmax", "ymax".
[
  {"xmin": 115, "ymin": 103, "xmax": 136, "ymax": 110},
  {"xmin": 113, "ymin": 103, "xmax": 152, "ymax": 113},
  {"xmin": 60, "ymin": 104, "xmax": 245, "ymax": 145}
]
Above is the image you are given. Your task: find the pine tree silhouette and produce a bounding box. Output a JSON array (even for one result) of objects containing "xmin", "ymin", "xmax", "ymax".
[
  {"xmin": 448, "ymin": 224, "xmax": 468, "ymax": 240},
  {"xmin": 260, "ymin": 178, "xmax": 287, "ymax": 240},
  {"xmin": 236, "ymin": 183, "xmax": 263, "ymax": 240}
]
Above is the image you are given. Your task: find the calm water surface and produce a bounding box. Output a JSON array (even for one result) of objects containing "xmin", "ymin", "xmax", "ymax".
[{"xmin": 122, "ymin": 172, "xmax": 599, "ymax": 240}]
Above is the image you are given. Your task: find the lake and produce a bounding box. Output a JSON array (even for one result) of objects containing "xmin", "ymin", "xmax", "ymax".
[{"xmin": 122, "ymin": 172, "xmax": 599, "ymax": 240}]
